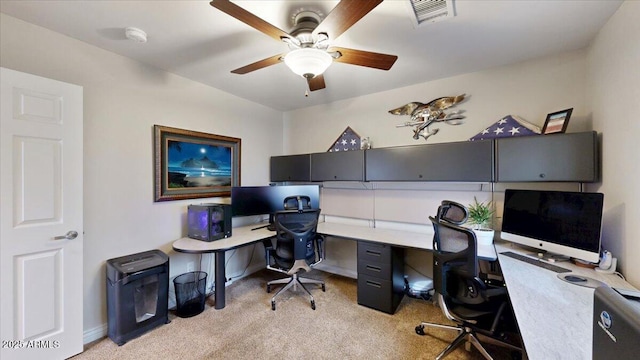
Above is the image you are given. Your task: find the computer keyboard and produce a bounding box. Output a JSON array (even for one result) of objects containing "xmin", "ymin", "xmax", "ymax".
[{"xmin": 500, "ymin": 251, "xmax": 571, "ymax": 273}]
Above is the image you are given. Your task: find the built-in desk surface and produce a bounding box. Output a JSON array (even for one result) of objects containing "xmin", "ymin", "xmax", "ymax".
[
  {"xmin": 172, "ymin": 221, "xmax": 497, "ymax": 310},
  {"xmin": 172, "ymin": 221, "xmax": 497, "ymax": 258},
  {"xmin": 496, "ymin": 242, "xmax": 636, "ymax": 360},
  {"xmin": 173, "ymin": 224, "xmax": 274, "ymax": 309},
  {"xmin": 318, "ymin": 222, "xmax": 496, "ymax": 260},
  {"xmin": 173, "ymin": 224, "xmax": 638, "ymax": 358},
  {"xmin": 173, "ymin": 224, "xmax": 273, "ymax": 254}
]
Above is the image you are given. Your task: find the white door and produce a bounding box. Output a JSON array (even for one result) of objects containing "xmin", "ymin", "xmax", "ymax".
[{"xmin": 1, "ymin": 68, "xmax": 83, "ymax": 359}]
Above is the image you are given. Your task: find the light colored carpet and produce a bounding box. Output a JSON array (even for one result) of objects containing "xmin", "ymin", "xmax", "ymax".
[{"xmin": 73, "ymin": 270, "xmax": 515, "ymax": 359}]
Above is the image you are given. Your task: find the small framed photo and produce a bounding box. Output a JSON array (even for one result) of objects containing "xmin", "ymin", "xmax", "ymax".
[{"xmin": 542, "ymin": 108, "xmax": 573, "ymax": 134}]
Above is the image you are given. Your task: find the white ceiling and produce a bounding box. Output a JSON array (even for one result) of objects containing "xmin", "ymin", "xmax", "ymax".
[{"xmin": 0, "ymin": 0, "xmax": 623, "ymax": 111}]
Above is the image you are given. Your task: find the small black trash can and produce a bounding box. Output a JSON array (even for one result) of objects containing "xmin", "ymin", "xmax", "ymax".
[{"xmin": 174, "ymin": 271, "xmax": 207, "ymax": 317}]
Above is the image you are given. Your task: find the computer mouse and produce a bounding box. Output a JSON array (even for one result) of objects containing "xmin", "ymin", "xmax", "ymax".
[{"xmin": 565, "ymin": 275, "xmax": 588, "ymax": 282}]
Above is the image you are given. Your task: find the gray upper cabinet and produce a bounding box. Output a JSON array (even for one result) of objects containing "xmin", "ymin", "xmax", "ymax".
[
  {"xmin": 311, "ymin": 150, "xmax": 365, "ymax": 181},
  {"xmin": 496, "ymin": 131, "xmax": 598, "ymax": 182},
  {"xmin": 365, "ymin": 140, "xmax": 494, "ymax": 182},
  {"xmin": 271, "ymin": 132, "xmax": 598, "ymax": 183},
  {"xmin": 270, "ymin": 154, "xmax": 311, "ymax": 182}
]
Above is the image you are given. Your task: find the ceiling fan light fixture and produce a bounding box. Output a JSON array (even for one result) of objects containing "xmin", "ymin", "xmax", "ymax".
[{"xmin": 284, "ymin": 48, "xmax": 332, "ymax": 79}]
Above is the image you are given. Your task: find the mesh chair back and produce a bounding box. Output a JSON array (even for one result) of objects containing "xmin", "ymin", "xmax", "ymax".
[
  {"xmin": 434, "ymin": 220, "xmax": 473, "ymax": 254},
  {"xmin": 431, "ymin": 201, "xmax": 478, "ymax": 299},
  {"xmin": 283, "ymin": 195, "xmax": 312, "ymax": 211},
  {"xmin": 436, "ymin": 200, "xmax": 468, "ymax": 225},
  {"xmin": 273, "ymin": 209, "xmax": 321, "ymax": 268}
]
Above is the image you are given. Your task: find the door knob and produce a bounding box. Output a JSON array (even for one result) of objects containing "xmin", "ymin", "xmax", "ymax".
[{"xmin": 54, "ymin": 231, "xmax": 78, "ymax": 240}]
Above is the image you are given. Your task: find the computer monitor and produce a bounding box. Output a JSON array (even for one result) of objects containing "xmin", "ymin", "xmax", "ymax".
[
  {"xmin": 501, "ymin": 189, "xmax": 604, "ymax": 263},
  {"xmin": 231, "ymin": 185, "xmax": 320, "ymax": 218}
]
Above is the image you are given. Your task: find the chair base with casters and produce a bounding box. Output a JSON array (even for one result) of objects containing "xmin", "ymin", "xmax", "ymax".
[
  {"xmin": 415, "ymin": 292, "xmax": 522, "ymax": 360},
  {"xmin": 267, "ymin": 271, "xmax": 325, "ymax": 310},
  {"xmin": 267, "ymin": 260, "xmax": 326, "ymax": 310}
]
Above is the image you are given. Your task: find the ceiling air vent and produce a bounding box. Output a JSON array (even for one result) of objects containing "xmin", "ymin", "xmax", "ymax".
[{"xmin": 408, "ymin": 0, "xmax": 455, "ymax": 26}]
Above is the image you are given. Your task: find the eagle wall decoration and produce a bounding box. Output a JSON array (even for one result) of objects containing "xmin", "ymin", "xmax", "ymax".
[{"xmin": 389, "ymin": 94, "xmax": 467, "ymax": 141}]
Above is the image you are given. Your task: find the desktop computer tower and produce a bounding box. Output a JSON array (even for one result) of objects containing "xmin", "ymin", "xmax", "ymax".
[
  {"xmin": 593, "ymin": 286, "xmax": 640, "ymax": 359},
  {"xmin": 187, "ymin": 203, "xmax": 232, "ymax": 241}
]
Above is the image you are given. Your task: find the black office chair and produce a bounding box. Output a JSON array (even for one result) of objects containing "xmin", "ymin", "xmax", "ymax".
[
  {"xmin": 415, "ymin": 200, "xmax": 521, "ymax": 360},
  {"xmin": 264, "ymin": 196, "xmax": 325, "ymax": 310}
]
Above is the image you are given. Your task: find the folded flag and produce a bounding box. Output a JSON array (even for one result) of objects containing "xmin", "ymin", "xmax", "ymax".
[
  {"xmin": 469, "ymin": 115, "xmax": 540, "ymax": 141},
  {"xmin": 328, "ymin": 126, "xmax": 361, "ymax": 152}
]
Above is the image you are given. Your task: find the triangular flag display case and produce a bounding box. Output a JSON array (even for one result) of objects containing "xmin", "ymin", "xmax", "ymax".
[
  {"xmin": 469, "ymin": 115, "xmax": 540, "ymax": 141},
  {"xmin": 328, "ymin": 126, "xmax": 362, "ymax": 152}
]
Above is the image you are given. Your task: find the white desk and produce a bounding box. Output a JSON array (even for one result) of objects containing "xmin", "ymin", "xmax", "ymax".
[
  {"xmin": 173, "ymin": 221, "xmax": 496, "ymax": 309},
  {"xmin": 318, "ymin": 222, "xmax": 497, "ymax": 261},
  {"xmin": 496, "ymin": 242, "xmax": 636, "ymax": 360},
  {"xmin": 173, "ymin": 225, "xmax": 274, "ymax": 309}
]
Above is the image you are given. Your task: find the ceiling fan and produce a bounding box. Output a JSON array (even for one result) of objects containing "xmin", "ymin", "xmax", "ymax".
[{"xmin": 210, "ymin": 0, "xmax": 398, "ymax": 92}]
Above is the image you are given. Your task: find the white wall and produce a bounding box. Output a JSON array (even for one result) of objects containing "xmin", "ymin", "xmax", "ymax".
[
  {"xmin": 284, "ymin": 49, "xmax": 588, "ymax": 153},
  {"xmin": 1, "ymin": 14, "xmax": 285, "ymax": 339},
  {"xmin": 285, "ymin": 49, "xmax": 593, "ymax": 281},
  {"xmin": 586, "ymin": 1, "xmax": 640, "ymax": 287}
]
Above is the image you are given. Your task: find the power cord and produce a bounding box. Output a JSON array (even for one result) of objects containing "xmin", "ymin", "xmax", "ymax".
[
  {"xmin": 225, "ymin": 243, "xmax": 258, "ymax": 282},
  {"xmin": 613, "ymin": 271, "xmax": 626, "ymax": 280}
]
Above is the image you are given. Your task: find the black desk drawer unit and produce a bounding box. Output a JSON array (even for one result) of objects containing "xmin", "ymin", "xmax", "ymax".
[{"xmin": 357, "ymin": 241, "xmax": 404, "ymax": 314}]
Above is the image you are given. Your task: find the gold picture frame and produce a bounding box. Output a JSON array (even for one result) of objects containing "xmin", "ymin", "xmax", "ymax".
[{"xmin": 154, "ymin": 125, "xmax": 241, "ymax": 202}]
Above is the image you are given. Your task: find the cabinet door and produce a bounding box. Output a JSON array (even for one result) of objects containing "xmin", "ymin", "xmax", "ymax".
[
  {"xmin": 270, "ymin": 154, "xmax": 311, "ymax": 182},
  {"xmin": 365, "ymin": 140, "xmax": 494, "ymax": 181},
  {"xmin": 311, "ymin": 150, "xmax": 365, "ymax": 181},
  {"xmin": 496, "ymin": 131, "xmax": 598, "ymax": 182}
]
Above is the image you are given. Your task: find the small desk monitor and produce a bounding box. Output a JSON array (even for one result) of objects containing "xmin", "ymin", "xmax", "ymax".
[
  {"xmin": 501, "ymin": 189, "xmax": 604, "ymax": 263},
  {"xmin": 231, "ymin": 185, "xmax": 320, "ymax": 218}
]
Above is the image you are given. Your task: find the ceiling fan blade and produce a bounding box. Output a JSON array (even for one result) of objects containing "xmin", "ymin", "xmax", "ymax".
[
  {"xmin": 210, "ymin": 0, "xmax": 291, "ymax": 42},
  {"xmin": 330, "ymin": 47, "xmax": 398, "ymax": 70},
  {"xmin": 230, "ymin": 54, "xmax": 284, "ymax": 74},
  {"xmin": 313, "ymin": 0, "xmax": 383, "ymax": 40},
  {"xmin": 308, "ymin": 75, "xmax": 326, "ymax": 91}
]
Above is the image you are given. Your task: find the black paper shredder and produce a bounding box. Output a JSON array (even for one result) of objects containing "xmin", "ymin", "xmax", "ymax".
[{"xmin": 106, "ymin": 249, "xmax": 170, "ymax": 345}]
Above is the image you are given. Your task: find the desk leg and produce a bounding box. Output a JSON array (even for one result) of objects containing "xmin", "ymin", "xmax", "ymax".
[{"xmin": 214, "ymin": 251, "xmax": 226, "ymax": 309}]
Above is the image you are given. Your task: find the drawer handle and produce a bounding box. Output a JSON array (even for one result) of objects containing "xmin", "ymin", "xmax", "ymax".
[
  {"xmin": 365, "ymin": 250, "xmax": 381, "ymax": 257},
  {"xmin": 366, "ymin": 280, "xmax": 382, "ymax": 288},
  {"xmin": 366, "ymin": 265, "xmax": 381, "ymax": 272}
]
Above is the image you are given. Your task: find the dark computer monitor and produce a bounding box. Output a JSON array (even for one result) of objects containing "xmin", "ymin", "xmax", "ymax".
[
  {"xmin": 230, "ymin": 185, "xmax": 320, "ymax": 218},
  {"xmin": 501, "ymin": 189, "xmax": 604, "ymax": 263}
]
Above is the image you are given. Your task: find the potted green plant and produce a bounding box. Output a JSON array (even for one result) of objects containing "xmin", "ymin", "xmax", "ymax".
[{"xmin": 467, "ymin": 197, "xmax": 495, "ymax": 245}]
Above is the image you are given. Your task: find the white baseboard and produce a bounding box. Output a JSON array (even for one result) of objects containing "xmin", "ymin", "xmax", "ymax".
[
  {"xmin": 226, "ymin": 262, "xmax": 265, "ymax": 283},
  {"xmin": 85, "ymin": 264, "xmax": 267, "ymax": 345},
  {"xmin": 83, "ymin": 323, "xmax": 108, "ymax": 345}
]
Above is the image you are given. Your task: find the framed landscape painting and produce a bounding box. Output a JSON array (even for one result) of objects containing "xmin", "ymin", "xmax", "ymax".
[{"xmin": 154, "ymin": 125, "xmax": 241, "ymax": 202}]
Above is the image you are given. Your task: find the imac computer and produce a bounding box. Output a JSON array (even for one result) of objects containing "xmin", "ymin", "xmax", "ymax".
[
  {"xmin": 231, "ymin": 185, "xmax": 320, "ymax": 221},
  {"xmin": 501, "ymin": 189, "xmax": 604, "ymax": 263}
]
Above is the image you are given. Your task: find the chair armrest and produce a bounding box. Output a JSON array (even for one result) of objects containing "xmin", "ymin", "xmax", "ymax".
[
  {"xmin": 483, "ymin": 286, "xmax": 507, "ymax": 300},
  {"xmin": 262, "ymin": 238, "xmax": 275, "ymax": 265},
  {"xmin": 315, "ymin": 234, "xmax": 325, "ymax": 260},
  {"xmin": 262, "ymin": 238, "xmax": 275, "ymax": 251}
]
